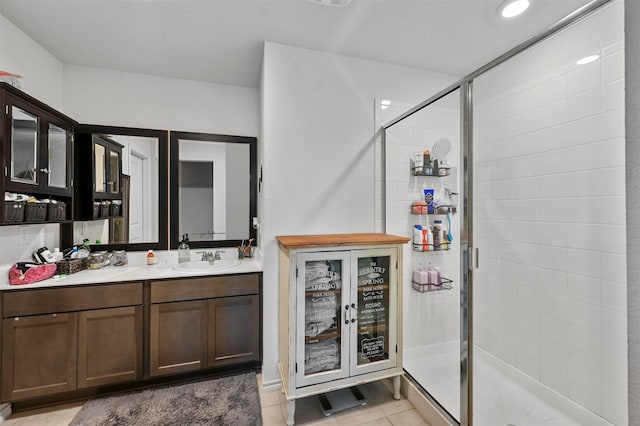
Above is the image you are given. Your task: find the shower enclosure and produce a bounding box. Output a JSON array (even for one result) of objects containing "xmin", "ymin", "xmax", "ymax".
[{"xmin": 382, "ymin": 0, "xmax": 627, "ymax": 424}]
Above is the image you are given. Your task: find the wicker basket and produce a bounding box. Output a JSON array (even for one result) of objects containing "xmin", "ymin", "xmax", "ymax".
[
  {"xmin": 3, "ymin": 201, "xmax": 25, "ymax": 223},
  {"xmin": 55, "ymin": 258, "xmax": 87, "ymax": 275},
  {"xmin": 47, "ymin": 202, "xmax": 67, "ymax": 221},
  {"xmin": 25, "ymin": 203, "xmax": 47, "ymax": 221}
]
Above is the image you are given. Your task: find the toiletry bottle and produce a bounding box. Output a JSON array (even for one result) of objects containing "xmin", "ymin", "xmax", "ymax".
[
  {"xmin": 178, "ymin": 234, "xmax": 191, "ymax": 263},
  {"xmin": 413, "ymin": 225, "xmax": 423, "ymax": 251},
  {"xmin": 423, "ymin": 149, "xmax": 431, "ymax": 175},
  {"xmin": 147, "ymin": 249, "xmax": 157, "ymax": 266},
  {"xmin": 426, "ymin": 226, "xmax": 433, "ymax": 251},
  {"xmin": 433, "ymin": 220, "xmax": 442, "ymax": 250}
]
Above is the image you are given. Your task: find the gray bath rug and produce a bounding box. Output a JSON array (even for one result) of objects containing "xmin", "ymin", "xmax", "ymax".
[{"xmin": 70, "ymin": 372, "xmax": 262, "ymax": 426}]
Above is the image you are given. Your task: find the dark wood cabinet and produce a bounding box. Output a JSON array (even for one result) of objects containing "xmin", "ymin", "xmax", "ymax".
[
  {"xmin": 77, "ymin": 306, "xmax": 143, "ymax": 388},
  {"xmin": 150, "ymin": 273, "xmax": 262, "ymax": 376},
  {"xmin": 208, "ymin": 294, "xmax": 260, "ymax": 367},
  {"xmin": 2, "ymin": 313, "xmax": 77, "ymax": 401},
  {"xmin": 0, "ymin": 83, "xmax": 75, "ymax": 224},
  {"xmin": 149, "ymin": 300, "xmax": 207, "ymax": 377}
]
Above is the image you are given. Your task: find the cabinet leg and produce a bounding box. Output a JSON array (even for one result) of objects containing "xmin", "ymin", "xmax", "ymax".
[
  {"xmin": 286, "ymin": 399, "xmax": 296, "ymax": 426},
  {"xmin": 392, "ymin": 376, "xmax": 401, "ymax": 400}
]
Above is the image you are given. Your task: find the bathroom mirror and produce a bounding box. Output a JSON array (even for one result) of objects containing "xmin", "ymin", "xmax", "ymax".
[
  {"xmin": 170, "ymin": 131, "xmax": 257, "ymax": 249},
  {"xmin": 68, "ymin": 125, "xmax": 168, "ymax": 251}
]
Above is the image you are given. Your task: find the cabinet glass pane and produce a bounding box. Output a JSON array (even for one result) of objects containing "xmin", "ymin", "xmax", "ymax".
[
  {"xmin": 94, "ymin": 144, "xmax": 106, "ymax": 192},
  {"xmin": 356, "ymin": 255, "xmax": 390, "ymax": 365},
  {"xmin": 109, "ymin": 150, "xmax": 120, "ymax": 193},
  {"xmin": 11, "ymin": 107, "xmax": 38, "ymax": 184},
  {"xmin": 304, "ymin": 259, "xmax": 343, "ymax": 376},
  {"xmin": 48, "ymin": 124, "xmax": 67, "ymax": 188}
]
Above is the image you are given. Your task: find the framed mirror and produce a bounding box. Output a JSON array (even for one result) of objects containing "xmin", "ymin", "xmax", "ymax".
[
  {"xmin": 170, "ymin": 131, "xmax": 257, "ymax": 249},
  {"xmin": 65, "ymin": 125, "xmax": 168, "ymax": 251}
]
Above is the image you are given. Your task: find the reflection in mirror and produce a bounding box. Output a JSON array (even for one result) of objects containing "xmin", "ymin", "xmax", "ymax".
[
  {"xmin": 67, "ymin": 125, "xmax": 168, "ymax": 251},
  {"xmin": 170, "ymin": 132, "xmax": 257, "ymax": 249},
  {"xmin": 11, "ymin": 107, "xmax": 38, "ymax": 184}
]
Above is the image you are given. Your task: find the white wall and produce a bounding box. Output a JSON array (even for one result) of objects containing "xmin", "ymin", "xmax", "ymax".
[
  {"xmin": 473, "ymin": 1, "xmax": 626, "ymax": 423},
  {"xmin": 0, "ymin": 14, "xmax": 64, "ymax": 109},
  {"xmin": 260, "ymin": 41, "xmax": 458, "ymax": 385},
  {"xmin": 62, "ymin": 65, "xmax": 259, "ymax": 136}
]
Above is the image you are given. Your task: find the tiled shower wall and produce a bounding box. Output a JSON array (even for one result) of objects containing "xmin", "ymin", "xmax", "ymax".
[
  {"xmin": 381, "ymin": 98, "xmax": 461, "ymax": 351},
  {"xmin": 472, "ymin": 1, "xmax": 626, "ymax": 423}
]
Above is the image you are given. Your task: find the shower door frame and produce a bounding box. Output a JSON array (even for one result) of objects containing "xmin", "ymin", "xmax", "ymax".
[{"xmin": 382, "ymin": 1, "xmax": 613, "ymax": 424}]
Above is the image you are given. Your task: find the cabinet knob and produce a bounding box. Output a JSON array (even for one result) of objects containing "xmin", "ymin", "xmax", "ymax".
[{"xmin": 39, "ymin": 167, "xmax": 51, "ymax": 174}]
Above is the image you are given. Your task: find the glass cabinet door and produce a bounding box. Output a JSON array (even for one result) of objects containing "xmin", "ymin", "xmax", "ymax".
[
  {"xmin": 47, "ymin": 123, "xmax": 68, "ymax": 189},
  {"xmin": 108, "ymin": 150, "xmax": 120, "ymax": 193},
  {"xmin": 296, "ymin": 251, "xmax": 351, "ymax": 387},
  {"xmin": 351, "ymin": 248, "xmax": 398, "ymax": 376},
  {"xmin": 11, "ymin": 106, "xmax": 39, "ymax": 185},
  {"xmin": 94, "ymin": 142, "xmax": 106, "ymax": 193}
]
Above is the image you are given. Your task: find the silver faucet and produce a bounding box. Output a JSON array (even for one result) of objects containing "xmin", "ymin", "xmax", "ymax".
[{"xmin": 200, "ymin": 250, "xmax": 223, "ymax": 264}]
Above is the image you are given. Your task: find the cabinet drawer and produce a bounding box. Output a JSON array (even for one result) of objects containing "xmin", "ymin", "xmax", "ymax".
[
  {"xmin": 3, "ymin": 282, "xmax": 143, "ymax": 317},
  {"xmin": 151, "ymin": 274, "xmax": 260, "ymax": 304}
]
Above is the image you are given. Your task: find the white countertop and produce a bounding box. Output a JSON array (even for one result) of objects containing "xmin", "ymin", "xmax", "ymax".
[{"xmin": 0, "ymin": 248, "xmax": 263, "ymax": 291}]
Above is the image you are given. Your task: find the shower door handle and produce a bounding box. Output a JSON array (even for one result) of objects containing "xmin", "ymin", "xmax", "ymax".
[{"xmin": 468, "ymin": 247, "xmax": 479, "ymax": 270}]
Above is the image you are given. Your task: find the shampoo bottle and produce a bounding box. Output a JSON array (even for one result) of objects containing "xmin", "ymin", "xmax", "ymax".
[{"xmin": 413, "ymin": 225, "xmax": 423, "ymax": 251}]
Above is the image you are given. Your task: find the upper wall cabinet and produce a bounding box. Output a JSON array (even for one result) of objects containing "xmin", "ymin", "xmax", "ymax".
[{"xmin": 0, "ymin": 83, "xmax": 75, "ymax": 224}]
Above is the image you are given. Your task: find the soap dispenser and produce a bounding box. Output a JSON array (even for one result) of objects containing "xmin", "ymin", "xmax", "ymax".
[{"xmin": 178, "ymin": 234, "xmax": 191, "ymax": 263}]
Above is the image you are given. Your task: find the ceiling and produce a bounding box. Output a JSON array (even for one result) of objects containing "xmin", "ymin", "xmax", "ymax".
[{"xmin": 0, "ymin": 0, "xmax": 595, "ymax": 89}]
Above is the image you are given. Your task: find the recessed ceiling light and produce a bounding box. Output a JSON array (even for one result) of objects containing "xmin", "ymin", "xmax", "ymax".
[
  {"xmin": 308, "ymin": 0, "xmax": 352, "ymax": 7},
  {"xmin": 497, "ymin": 0, "xmax": 530, "ymax": 18},
  {"xmin": 576, "ymin": 55, "xmax": 600, "ymax": 65},
  {"xmin": 380, "ymin": 100, "xmax": 391, "ymax": 110}
]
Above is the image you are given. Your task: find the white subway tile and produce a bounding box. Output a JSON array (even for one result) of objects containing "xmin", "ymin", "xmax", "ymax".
[
  {"xmin": 517, "ymin": 108, "xmax": 541, "ymax": 135},
  {"xmin": 601, "ymin": 308, "xmax": 627, "ymax": 343},
  {"xmin": 567, "ymin": 87, "xmax": 601, "ymax": 122},
  {"xmin": 567, "ymin": 273, "xmax": 602, "ymax": 306},
  {"xmin": 567, "ymin": 299, "xmax": 602, "ymax": 333},
  {"xmin": 540, "ymin": 73, "xmax": 568, "ymax": 105},
  {"xmin": 601, "ymin": 107, "xmax": 625, "ymax": 139},
  {"xmin": 601, "ymin": 49, "xmax": 624, "ymax": 84},
  {"xmin": 517, "ymin": 84, "xmax": 541, "ymax": 114},
  {"xmin": 602, "ymin": 280, "xmax": 626, "ymax": 312},
  {"xmin": 540, "ymin": 294, "xmax": 568, "ymax": 323},
  {"xmin": 567, "ymin": 248, "xmax": 601, "ymax": 279},
  {"xmin": 600, "ymin": 252, "xmax": 626, "ymax": 283},
  {"xmin": 599, "ymin": 224, "xmax": 626, "ymax": 254},
  {"xmin": 538, "ymin": 269, "xmax": 568, "ymax": 297},
  {"xmin": 602, "ymin": 79, "xmax": 624, "ymax": 112},
  {"xmin": 602, "ymin": 364, "xmax": 628, "ymax": 426},
  {"xmin": 566, "ymin": 222, "xmax": 599, "ymax": 251},
  {"xmin": 517, "ymin": 330, "xmax": 541, "ymax": 379},
  {"xmin": 537, "ymin": 222, "xmax": 567, "ymax": 247},
  {"xmin": 539, "ymin": 246, "xmax": 568, "ymax": 272},
  {"xmin": 568, "ymin": 350, "xmax": 603, "ymax": 415},
  {"xmin": 567, "ymin": 324, "xmax": 602, "ymax": 361},
  {"xmin": 538, "ymin": 149, "xmax": 568, "ymax": 175},
  {"xmin": 568, "ymin": 60, "xmax": 601, "ymax": 96},
  {"xmin": 565, "ymin": 114, "xmax": 602, "ymax": 147},
  {"xmin": 539, "ymin": 98, "xmax": 568, "ymax": 129},
  {"xmin": 540, "ymin": 338, "xmax": 569, "ymax": 396}
]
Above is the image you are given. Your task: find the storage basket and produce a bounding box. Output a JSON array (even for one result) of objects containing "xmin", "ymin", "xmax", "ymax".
[
  {"xmin": 25, "ymin": 203, "xmax": 47, "ymax": 221},
  {"xmin": 100, "ymin": 204, "xmax": 109, "ymax": 218},
  {"xmin": 109, "ymin": 203, "xmax": 121, "ymax": 217},
  {"xmin": 92, "ymin": 202, "xmax": 101, "ymax": 219},
  {"xmin": 55, "ymin": 258, "xmax": 87, "ymax": 275},
  {"xmin": 3, "ymin": 201, "xmax": 25, "ymax": 223},
  {"xmin": 47, "ymin": 202, "xmax": 66, "ymax": 221}
]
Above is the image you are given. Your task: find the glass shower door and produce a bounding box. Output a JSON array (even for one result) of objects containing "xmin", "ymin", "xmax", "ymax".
[{"xmin": 384, "ymin": 88, "xmax": 462, "ymax": 421}]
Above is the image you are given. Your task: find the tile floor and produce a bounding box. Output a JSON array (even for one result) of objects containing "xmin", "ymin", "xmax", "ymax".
[{"xmin": 1, "ymin": 375, "xmax": 430, "ymax": 426}]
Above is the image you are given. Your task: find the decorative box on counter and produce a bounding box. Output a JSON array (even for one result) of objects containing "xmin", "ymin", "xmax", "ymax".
[{"xmin": 55, "ymin": 258, "xmax": 87, "ymax": 275}]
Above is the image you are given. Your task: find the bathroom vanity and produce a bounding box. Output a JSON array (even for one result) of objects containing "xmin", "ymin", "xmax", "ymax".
[
  {"xmin": 0, "ymin": 257, "xmax": 262, "ymax": 408},
  {"xmin": 277, "ymin": 233, "xmax": 409, "ymax": 426}
]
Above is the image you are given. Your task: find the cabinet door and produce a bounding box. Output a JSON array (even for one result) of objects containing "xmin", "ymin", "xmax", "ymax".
[
  {"xmin": 208, "ymin": 295, "xmax": 260, "ymax": 368},
  {"xmin": 2, "ymin": 313, "xmax": 77, "ymax": 401},
  {"xmin": 350, "ymin": 248, "xmax": 398, "ymax": 376},
  {"xmin": 150, "ymin": 300, "xmax": 207, "ymax": 377},
  {"xmin": 296, "ymin": 251, "xmax": 351, "ymax": 387},
  {"xmin": 77, "ymin": 306, "xmax": 143, "ymax": 388},
  {"xmin": 94, "ymin": 139, "xmax": 107, "ymax": 194},
  {"xmin": 108, "ymin": 148, "xmax": 121, "ymax": 193},
  {"xmin": 6, "ymin": 97, "xmax": 41, "ymax": 189},
  {"xmin": 45, "ymin": 116, "xmax": 73, "ymax": 196}
]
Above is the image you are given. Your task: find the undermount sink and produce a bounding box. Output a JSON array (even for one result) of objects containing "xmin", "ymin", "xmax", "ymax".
[{"xmin": 171, "ymin": 259, "xmax": 240, "ymax": 272}]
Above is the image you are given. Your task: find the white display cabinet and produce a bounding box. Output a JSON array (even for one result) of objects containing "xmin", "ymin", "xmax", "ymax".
[{"xmin": 277, "ymin": 233, "xmax": 409, "ymax": 425}]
